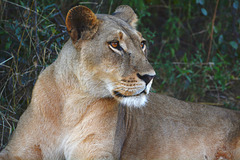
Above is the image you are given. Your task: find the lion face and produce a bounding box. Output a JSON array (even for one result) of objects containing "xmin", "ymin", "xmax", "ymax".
[{"xmin": 66, "ymin": 5, "xmax": 155, "ymax": 107}]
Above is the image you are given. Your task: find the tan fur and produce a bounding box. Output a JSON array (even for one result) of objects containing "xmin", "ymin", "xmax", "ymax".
[{"xmin": 1, "ymin": 5, "xmax": 240, "ymax": 160}]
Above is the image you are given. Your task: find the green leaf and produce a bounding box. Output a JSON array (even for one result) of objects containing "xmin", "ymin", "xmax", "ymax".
[
  {"xmin": 0, "ymin": 30, "xmax": 5, "ymax": 35},
  {"xmin": 20, "ymin": 1, "xmax": 24, "ymax": 6},
  {"xmin": 233, "ymin": 1, "xmax": 239, "ymax": 9},
  {"xmin": 183, "ymin": 53, "xmax": 188, "ymax": 63},
  {"xmin": 176, "ymin": 73, "xmax": 183, "ymax": 78},
  {"xmin": 5, "ymin": 42, "xmax": 12, "ymax": 49},
  {"xmin": 170, "ymin": 48, "xmax": 175, "ymax": 57},
  {"xmin": 213, "ymin": 26, "xmax": 218, "ymax": 33},
  {"xmin": 196, "ymin": 0, "xmax": 204, "ymax": 5},
  {"xmin": 201, "ymin": 8, "xmax": 208, "ymax": 16},
  {"xmin": 229, "ymin": 41, "xmax": 238, "ymax": 50},
  {"xmin": 218, "ymin": 35, "xmax": 224, "ymax": 44},
  {"xmin": 186, "ymin": 76, "xmax": 191, "ymax": 82},
  {"xmin": 51, "ymin": 27, "xmax": 56, "ymax": 34}
]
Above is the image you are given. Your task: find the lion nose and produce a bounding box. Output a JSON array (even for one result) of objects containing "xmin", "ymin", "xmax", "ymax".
[{"xmin": 137, "ymin": 73, "xmax": 155, "ymax": 85}]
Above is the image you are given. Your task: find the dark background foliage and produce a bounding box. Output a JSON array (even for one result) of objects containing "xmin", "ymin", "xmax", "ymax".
[{"xmin": 0, "ymin": 0, "xmax": 239, "ymax": 149}]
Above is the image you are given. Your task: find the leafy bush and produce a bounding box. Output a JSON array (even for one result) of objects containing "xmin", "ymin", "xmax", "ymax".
[
  {"xmin": 143, "ymin": 0, "xmax": 240, "ymax": 109},
  {"xmin": 0, "ymin": 0, "xmax": 69, "ymax": 149}
]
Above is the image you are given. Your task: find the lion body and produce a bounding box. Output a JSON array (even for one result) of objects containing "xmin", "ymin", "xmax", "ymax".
[{"xmin": 1, "ymin": 5, "xmax": 240, "ymax": 160}]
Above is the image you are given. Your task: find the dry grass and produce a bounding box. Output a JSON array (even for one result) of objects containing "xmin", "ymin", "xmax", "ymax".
[{"xmin": 0, "ymin": 0, "xmax": 69, "ymax": 150}]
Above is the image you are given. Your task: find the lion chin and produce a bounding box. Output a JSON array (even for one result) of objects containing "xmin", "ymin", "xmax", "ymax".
[
  {"xmin": 110, "ymin": 90, "xmax": 148, "ymax": 107},
  {"xmin": 108, "ymin": 79, "xmax": 153, "ymax": 107},
  {"xmin": 119, "ymin": 95, "xmax": 147, "ymax": 107}
]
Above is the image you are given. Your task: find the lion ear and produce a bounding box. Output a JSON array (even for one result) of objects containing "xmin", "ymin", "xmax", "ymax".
[
  {"xmin": 66, "ymin": 5, "xmax": 99, "ymax": 44},
  {"xmin": 112, "ymin": 5, "xmax": 138, "ymax": 29}
]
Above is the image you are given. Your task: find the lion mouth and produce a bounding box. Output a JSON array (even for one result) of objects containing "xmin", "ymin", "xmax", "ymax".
[{"xmin": 113, "ymin": 90, "xmax": 146, "ymax": 98}]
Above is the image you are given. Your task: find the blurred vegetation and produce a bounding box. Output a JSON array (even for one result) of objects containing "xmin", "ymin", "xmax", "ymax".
[{"xmin": 0, "ymin": 0, "xmax": 239, "ymax": 149}]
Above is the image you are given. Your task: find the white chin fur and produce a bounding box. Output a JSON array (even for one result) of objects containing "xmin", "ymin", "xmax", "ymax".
[{"xmin": 119, "ymin": 95, "xmax": 147, "ymax": 108}]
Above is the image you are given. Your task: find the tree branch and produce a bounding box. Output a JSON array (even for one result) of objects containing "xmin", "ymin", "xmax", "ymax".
[{"xmin": 206, "ymin": 0, "xmax": 219, "ymax": 63}]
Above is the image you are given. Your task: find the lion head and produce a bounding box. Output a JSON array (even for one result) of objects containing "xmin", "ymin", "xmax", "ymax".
[{"xmin": 64, "ymin": 5, "xmax": 156, "ymax": 107}]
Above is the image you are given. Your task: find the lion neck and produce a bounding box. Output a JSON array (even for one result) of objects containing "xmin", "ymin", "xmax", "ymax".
[{"xmin": 53, "ymin": 40, "xmax": 109, "ymax": 100}]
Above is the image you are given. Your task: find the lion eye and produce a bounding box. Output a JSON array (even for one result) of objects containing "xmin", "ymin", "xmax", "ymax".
[
  {"xmin": 109, "ymin": 41, "xmax": 123, "ymax": 51},
  {"xmin": 111, "ymin": 42, "xmax": 118, "ymax": 48},
  {"xmin": 141, "ymin": 41, "xmax": 146, "ymax": 50}
]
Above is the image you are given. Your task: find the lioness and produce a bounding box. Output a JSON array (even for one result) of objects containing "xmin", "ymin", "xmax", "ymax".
[{"xmin": 0, "ymin": 5, "xmax": 240, "ymax": 160}]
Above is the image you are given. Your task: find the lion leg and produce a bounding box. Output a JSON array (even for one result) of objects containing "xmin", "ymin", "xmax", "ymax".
[
  {"xmin": 0, "ymin": 149, "xmax": 26, "ymax": 160},
  {"xmin": 233, "ymin": 139, "xmax": 240, "ymax": 160},
  {"xmin": 63, "ymin": 132, "xmax": 117, "ymax": 160},
  {"xmin": 0, "ymin": 145, "xmax": 42, "ymax": 160},
  {"xmin": 0, "ymin": 150, "xmax": 9, "ymax": 160},
  {"xmin": 67, "ymin": 149, "xmax": 114, "ymax": 160},
  {"xmin": 64, "ymin": 143, "xmax": 115, "ymax": 160}
]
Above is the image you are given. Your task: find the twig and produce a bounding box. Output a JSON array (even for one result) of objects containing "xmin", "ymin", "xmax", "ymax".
[
  {"xmin": 0, "ymin": 56, "xmax": 13, "ymax": 66},
  {"xmin": 206, "ymin": 0, "xmax": 219, "ymax": 63},
  {"xmin": 45, "ymin": 31, "xmax": 67, "ymax": 49},
  {"xmin": 192, "ymin": 29, "xmax": 208, "ymax": 36},
  {"xmin": 15, "ymin": 1, "xmax": 34, "ymax": 71},
  {"xmin": 199, "ymin": 102, "xmax": 223, "ymax": 106},
  {"xmin": 79, "ymin": 2, "xmax": 98, "ymax": 5},
  {"xmin": 1, "ymin": 116, "xmax": 4, "ymax": 148},
  {"xmin": 43, "ymin": 4, "xmax": 65, "ymax": 24},
  {"xmin": 2, "ymin": 0, "xmax": 51, "ymax": 23},
  {"xmin": 172, "ymin": 62, "xmax": 215, "ymax": 66},
  {"xmin": 34, "ymin": 0, "xmax": 40, "ymax": 61},
  {"xmin": 96, "ymin": 0, "xmax": 104, "ymax": 14},
  {"xmin": 231, "ymin": 2, "xmax": 240, "ymax": 43},
  {"xmin": 149, "ymin": 5, "xmax": 170, "ymax": 9},
  {"xmin": 152, "ymin": 62, "xmax": 215, "ymax": 66},
  {"xmin": 108, "ymin": 0, "xmax": 113, "ymax": 14}
]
